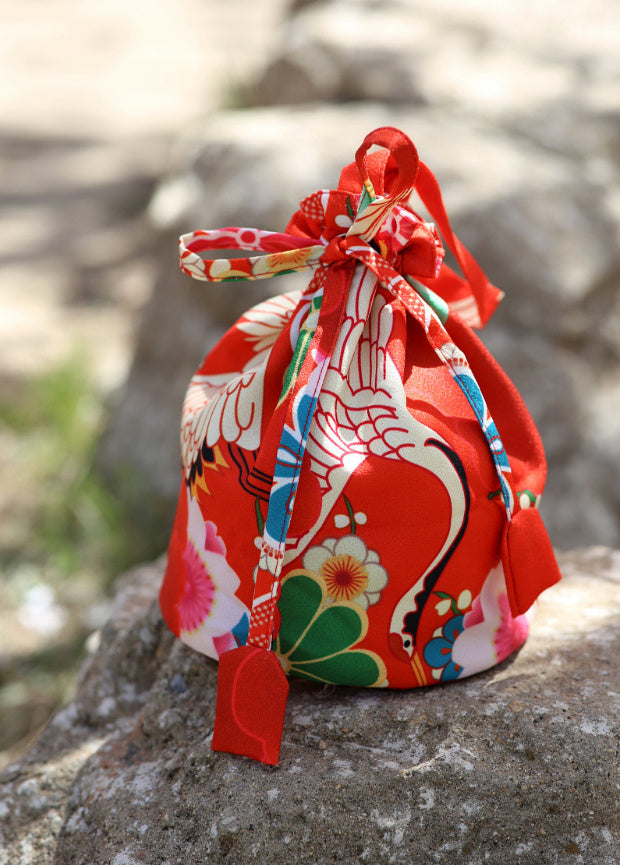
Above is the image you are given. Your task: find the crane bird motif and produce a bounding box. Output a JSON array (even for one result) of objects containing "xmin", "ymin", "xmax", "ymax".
[
  {"xmin": 297, "ymin": 271, "xmax": 471, "ymax": 686},
  {"xmin": 180, "ymin": 290, "xmax": 302, "ymax": 480},
  {"xmin": 179, "ymin": 264, "xmax": 471, "ymax": 687}
]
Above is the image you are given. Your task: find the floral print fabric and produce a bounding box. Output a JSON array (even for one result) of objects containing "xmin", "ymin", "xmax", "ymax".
[
  {"xmin": 276, "ymin": 570, "xmax": 385, "ymax": 687},
  {"xmin": 160, "ymin": 127, "xmax": 560, "ymax": 699}
]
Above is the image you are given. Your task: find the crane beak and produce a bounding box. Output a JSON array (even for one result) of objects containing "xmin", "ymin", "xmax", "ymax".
[
  {"xmin": 410, "ymin": 649, "xmax": 428, "ymax": 687},
  {"xmin": 388, "ymin": 634, "xmax": 428, "ymax": 687}
]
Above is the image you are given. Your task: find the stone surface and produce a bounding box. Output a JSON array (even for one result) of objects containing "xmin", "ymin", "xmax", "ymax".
[
  {"xmin": 254, "ymin": 0, "xmax": 429, "ymax": 106},
  {"xmin": 254, "ymin": 0, "xmax": 620, "ymax": 122},
  {"xmin": 0, "ymin": 0, "xmax": 294, "ymax": 762},
  {"xmin": 1, "ymin": 548, "xmax": 618, "ymax": 864},
  {"xmin": 0, "ymin": 0, "xmax": 291, "ymax": 391},
  {"xmin": 1, "ymin": 0, "xmax": 290, "ymax": 141}
]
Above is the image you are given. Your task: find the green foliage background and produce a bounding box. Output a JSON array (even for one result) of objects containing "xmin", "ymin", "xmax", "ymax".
[{"xmin": 0, "ymin": 354, "xmax": 162, "ymax": 762}]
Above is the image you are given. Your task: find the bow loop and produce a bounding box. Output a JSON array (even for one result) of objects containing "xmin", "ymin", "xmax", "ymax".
[
  {"xmin": 287, "ymin": 127, "xmax": 421, "ymax": 250},
  {"xmin": 282, "ymin": 128, "xmax": 440, "ymax": 285},
  {"xmin": 354, "ymin": 126, "xmax": 420, "ymax": 201}
]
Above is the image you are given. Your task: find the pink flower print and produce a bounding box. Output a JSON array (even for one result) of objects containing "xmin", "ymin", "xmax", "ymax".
[
  {"xmin": 452, "ymin": 562, "xmax": 530, "ymax": 678},
  {"xmin": 178, "ymin": 491, "xmax": 250, "ymax": 659},
  {"xmin": 204, "ymin": 520, "xmax": 226, "ymax": 556},
  {"xmin": 178, "ymin": 541, "xmax": 217, "ymax": 632},
  {"xmin": 463, "ymin": 594, "xmax": 484, "ymax": 628},
  {"xmin": 494, "ymin": 592, "xmax": 529, "ymax": 663}
]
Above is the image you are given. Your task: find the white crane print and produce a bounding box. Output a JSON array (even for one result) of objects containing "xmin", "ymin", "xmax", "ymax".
[
  {"xmin": 178, "ymin": 264, "xmax": 470, "ymax": 686},
  {"xmin": 180, "ymin": 290, "xmax": 302, "ymax": 480},
  {"xmin": 293, "ymin": 268, "xmax": 470, "ymax": 685}
]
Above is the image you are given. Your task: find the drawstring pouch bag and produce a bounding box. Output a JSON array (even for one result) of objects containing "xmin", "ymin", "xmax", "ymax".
[{"xmin": 159, "ymin": 127, "xmax": 561, "ymax": 765}]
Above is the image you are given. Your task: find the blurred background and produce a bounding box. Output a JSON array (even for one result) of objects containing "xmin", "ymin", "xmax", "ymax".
[{"xmin": 1, "ymin": 0, "xmax": 618, "ymax": 766}]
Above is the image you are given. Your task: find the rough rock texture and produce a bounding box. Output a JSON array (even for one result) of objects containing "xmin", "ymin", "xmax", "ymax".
[
  {"xmin": 254, "ymin": 0, "xmax": 620, "ymax": 122},
  {"xmin": 0, "ymin": 0, "xmax": 294, "ymax": 768},
  {"xmin": 0, "ymin": 0, "xmax": 291, "ymax": 391},
  {"xmin": 100, "ymin": 0, "xmax": 620, "ymax": 551},
  {"xmin": 1, "ymin": 548, "xmax": 618, "ymax": 864}
]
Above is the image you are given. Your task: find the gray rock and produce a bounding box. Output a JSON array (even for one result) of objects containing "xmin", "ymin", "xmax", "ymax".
[
  {"xmin": 1, "ymin": 548, "xmax": 618, "ymax": 864},
  {"xmin": 253, "ymin": 0, "xmax": 429, "ymax": 106},
  {"xmin": 253, "ymin": 0, "xmax": 620, "ymax": 128}
]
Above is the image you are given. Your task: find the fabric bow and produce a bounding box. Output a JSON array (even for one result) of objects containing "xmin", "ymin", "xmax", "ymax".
[{"xmin": 179, "ymin": 127, "xmax": 502, "ymax": 329}]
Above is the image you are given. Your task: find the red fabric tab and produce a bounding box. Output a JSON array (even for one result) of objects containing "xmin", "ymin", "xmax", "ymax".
[
  {"xmin": 501, "ymin": 508, "xmax": 562, "ymax": 617},
  {"xmin": 211, "ymin": 645, "xmax": 289, "ymax": 765}
]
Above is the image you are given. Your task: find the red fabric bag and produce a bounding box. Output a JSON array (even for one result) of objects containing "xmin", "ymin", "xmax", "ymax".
[{"xmin": 160, "ymin": 127, "xmax": 561, "ymax": 765}]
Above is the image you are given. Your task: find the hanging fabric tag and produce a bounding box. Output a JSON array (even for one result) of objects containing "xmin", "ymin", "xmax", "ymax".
[
  {"xmin": 501, "ymin": 507, "xmax": 562, "ymax": 617},
  {"xmin": 211, "ymin": 645, "xmax": 289, "ymax": 765}
]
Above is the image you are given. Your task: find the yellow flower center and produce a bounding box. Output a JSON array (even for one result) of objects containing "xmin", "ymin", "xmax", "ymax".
[{"xmin": 320, "ymin": 554, "xmax": 368, "ymax": 602}]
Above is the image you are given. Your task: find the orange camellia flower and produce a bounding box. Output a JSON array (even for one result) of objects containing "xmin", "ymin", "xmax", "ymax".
[{"xmin": 303, "ymin": 535, "xmax": 388, "ymax": 608}]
